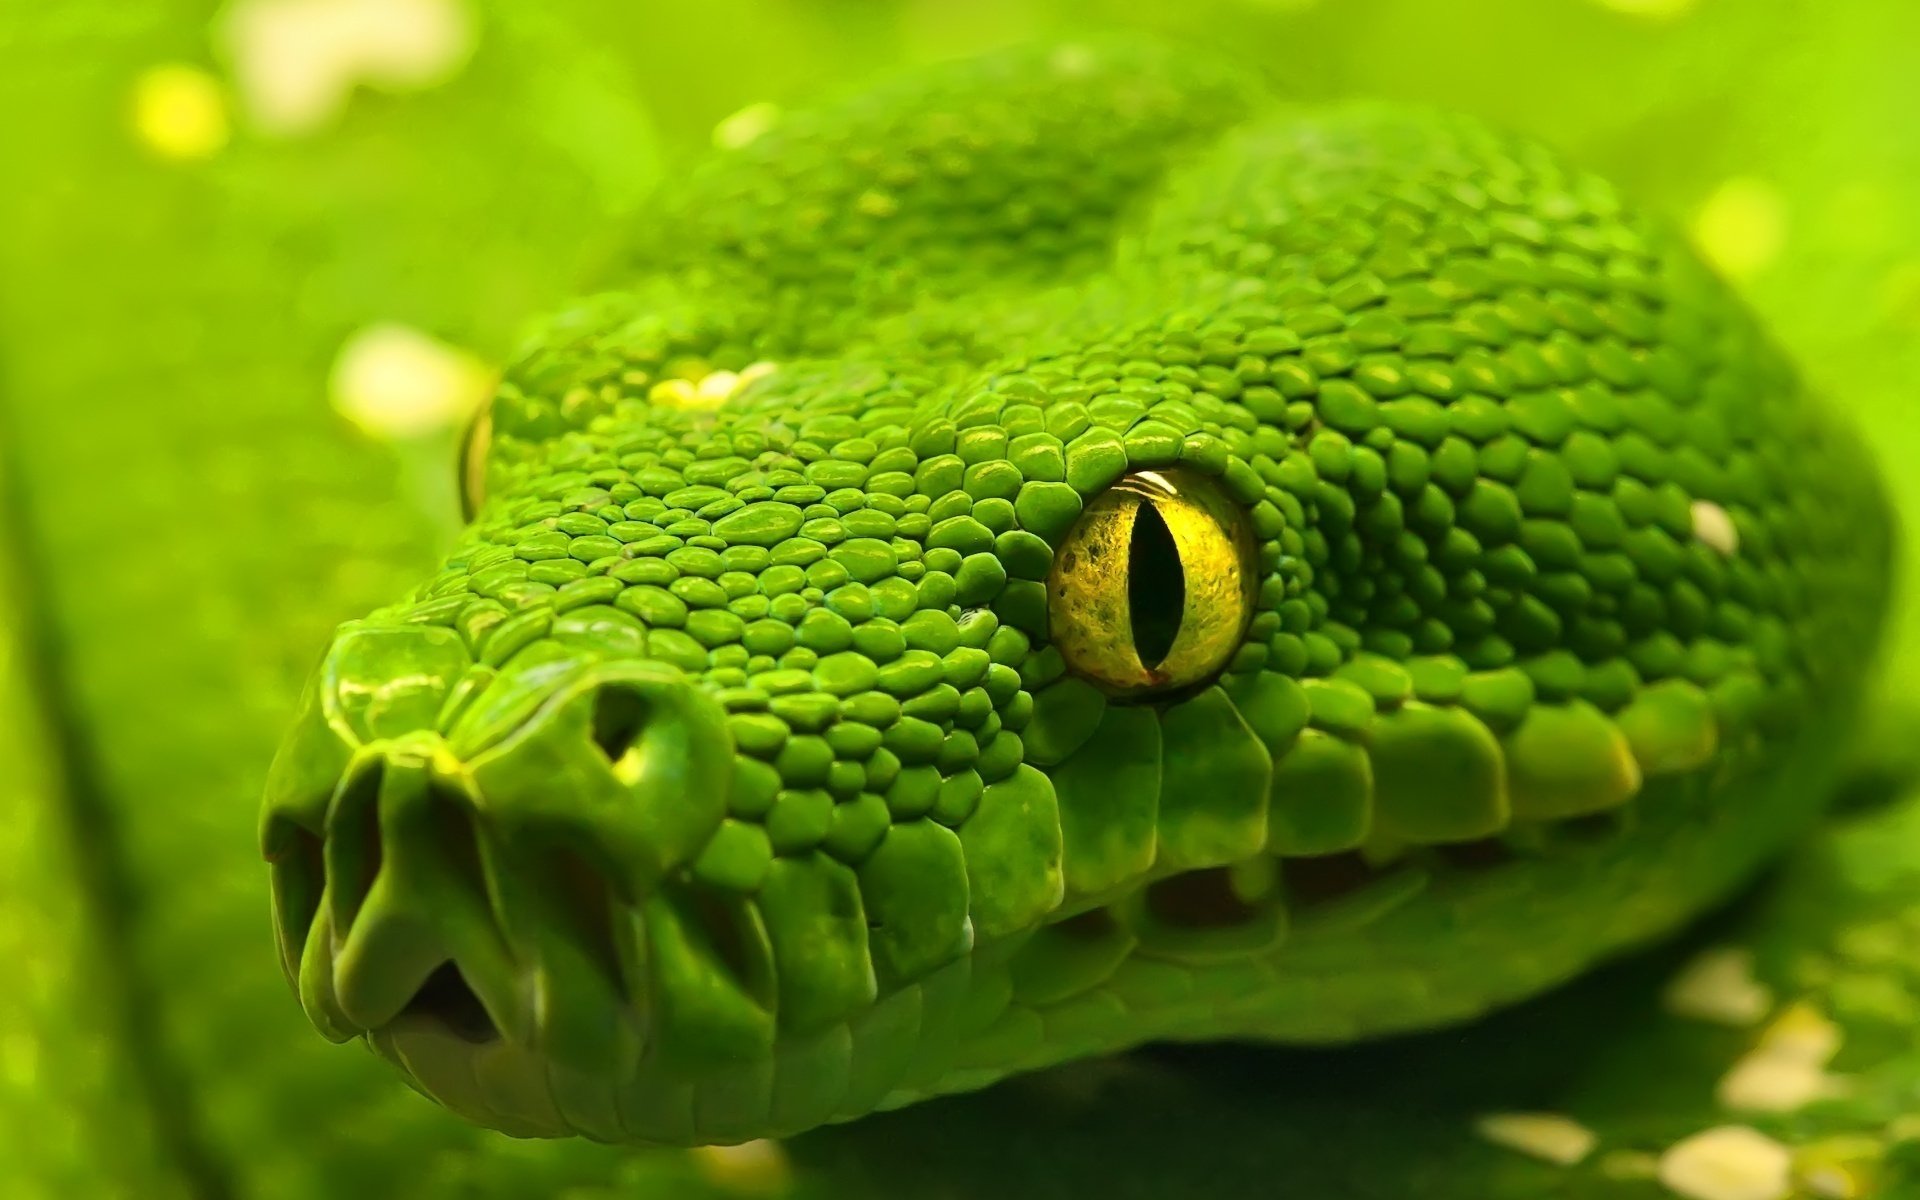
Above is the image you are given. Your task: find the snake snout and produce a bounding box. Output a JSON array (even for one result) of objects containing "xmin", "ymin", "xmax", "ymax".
[
  {"xmin": 264, "ymin": 737, "xmax": 646, "ymax": 1071},
  {"xmin": 263, "ymin": 628, "xmax": 744, "ymax": 1135}
]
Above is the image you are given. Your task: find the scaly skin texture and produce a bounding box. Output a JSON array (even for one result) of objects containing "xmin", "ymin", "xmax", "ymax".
[{"xmin": 260, "ymin": 42, "xmax": 1892, "ymax": 1145}]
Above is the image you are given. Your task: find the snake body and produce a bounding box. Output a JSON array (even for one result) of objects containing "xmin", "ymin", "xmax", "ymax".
[{"xmin": 258, "ymin": 40, "xmax": 1892, "ymax": 1145}]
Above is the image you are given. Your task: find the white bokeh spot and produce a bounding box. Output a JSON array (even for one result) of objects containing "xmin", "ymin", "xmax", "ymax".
[
  {"xmin": 1664, "ymin": 945, "xmax": 1772, "ymax": 1026},
  {"xmin": 1658, "ymin": 1126, "xmax": 1792, "ymax": 1200},
  {"xmin": 1474, "ymin": 1112, "xmax": 1599, "ymax": 1167},
  {"xmin": 217, "ymin": 0, "xmax": 477, "ymax": 136},
  {"xmin": 330, "ymin": 323, "xmax": 493, "ymax": 440}
]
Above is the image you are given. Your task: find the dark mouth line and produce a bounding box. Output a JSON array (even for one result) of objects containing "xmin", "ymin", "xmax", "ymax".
[
  {"xmin": 0, "ymin": 416, "xmax": 238, "ymax": 1200},
  {"xmin": 1038, "ymin": 822, "xmax": 1610, "ymax": 968}
]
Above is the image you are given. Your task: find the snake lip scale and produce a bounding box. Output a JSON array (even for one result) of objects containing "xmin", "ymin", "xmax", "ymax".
[{"xmin": 258, "ymin": 37, "xmax": 1894, "ymax": 1146}]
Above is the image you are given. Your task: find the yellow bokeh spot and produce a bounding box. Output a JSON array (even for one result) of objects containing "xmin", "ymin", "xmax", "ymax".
[
  {"xmin": 329, "ymin": 323, "xmax": 494, "ymax": 440},
  {"xmin": 130, "ymin": 65, "xmax": 231, "ymax": 162},
  {"xmin": 648, "ymin": 378, "xmax": 705, "ymax": 409},
  {"xmin": 649, "ymin": 362, "xmax": 775, "ymax": 412},
  {"xmin": 1692, "ymin": 177, "xmax": 1788, "ymax": 282}
]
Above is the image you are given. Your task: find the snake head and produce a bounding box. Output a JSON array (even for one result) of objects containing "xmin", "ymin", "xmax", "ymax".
[{"xmin": 261, "ymin": 40, "xmax": 1892, "ymax": 1145}]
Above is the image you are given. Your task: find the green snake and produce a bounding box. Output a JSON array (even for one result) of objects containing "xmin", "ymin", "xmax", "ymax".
[{"xmin": 249, "ymin": 39, "xmax": 1897, "ymax": 1146}]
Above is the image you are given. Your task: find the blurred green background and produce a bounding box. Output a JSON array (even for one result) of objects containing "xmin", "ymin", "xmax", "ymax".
[{"xmin": 5, "ymin": 1, "xmax": 1920, "ymax": 1197}]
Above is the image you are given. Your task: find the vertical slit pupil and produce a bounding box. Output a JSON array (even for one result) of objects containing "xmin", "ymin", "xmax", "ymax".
[{"xmin": 1128, "ymin": 500, "xmax": 1185, "ymax": 669}]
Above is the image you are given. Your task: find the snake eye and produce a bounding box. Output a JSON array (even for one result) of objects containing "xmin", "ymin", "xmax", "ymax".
[
  {"xmin": 457, "ymin": 395, "xmax": 493, "ymax": 522},
  {"xmin": 1046, "ymin": 468, "xmax": 1257, "ymax": 700}
]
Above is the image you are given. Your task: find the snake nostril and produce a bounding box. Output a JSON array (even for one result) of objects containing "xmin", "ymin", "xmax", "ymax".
[
  {"xmin": 402, "ymin": 962, "xmax": 499, "ymax": 1044},
  {"xmin": 590, "ymin": 683, "xmax": 649, "ymax": 767}
]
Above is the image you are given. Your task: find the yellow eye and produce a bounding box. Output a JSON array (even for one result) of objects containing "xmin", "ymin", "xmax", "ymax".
[
  {"xmin": 1047, "ymin": 468, "xmax": 1257, "ymax": 699},
  {"xmin": 458, "ymin": 397, "xmax": 493, "ymax": 522}
]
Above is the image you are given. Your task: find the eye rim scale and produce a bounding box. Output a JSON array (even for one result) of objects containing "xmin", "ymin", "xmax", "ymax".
[{"xmin": 1045, "ymin": 467, "xmax": 1259, "ymax": 701}]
